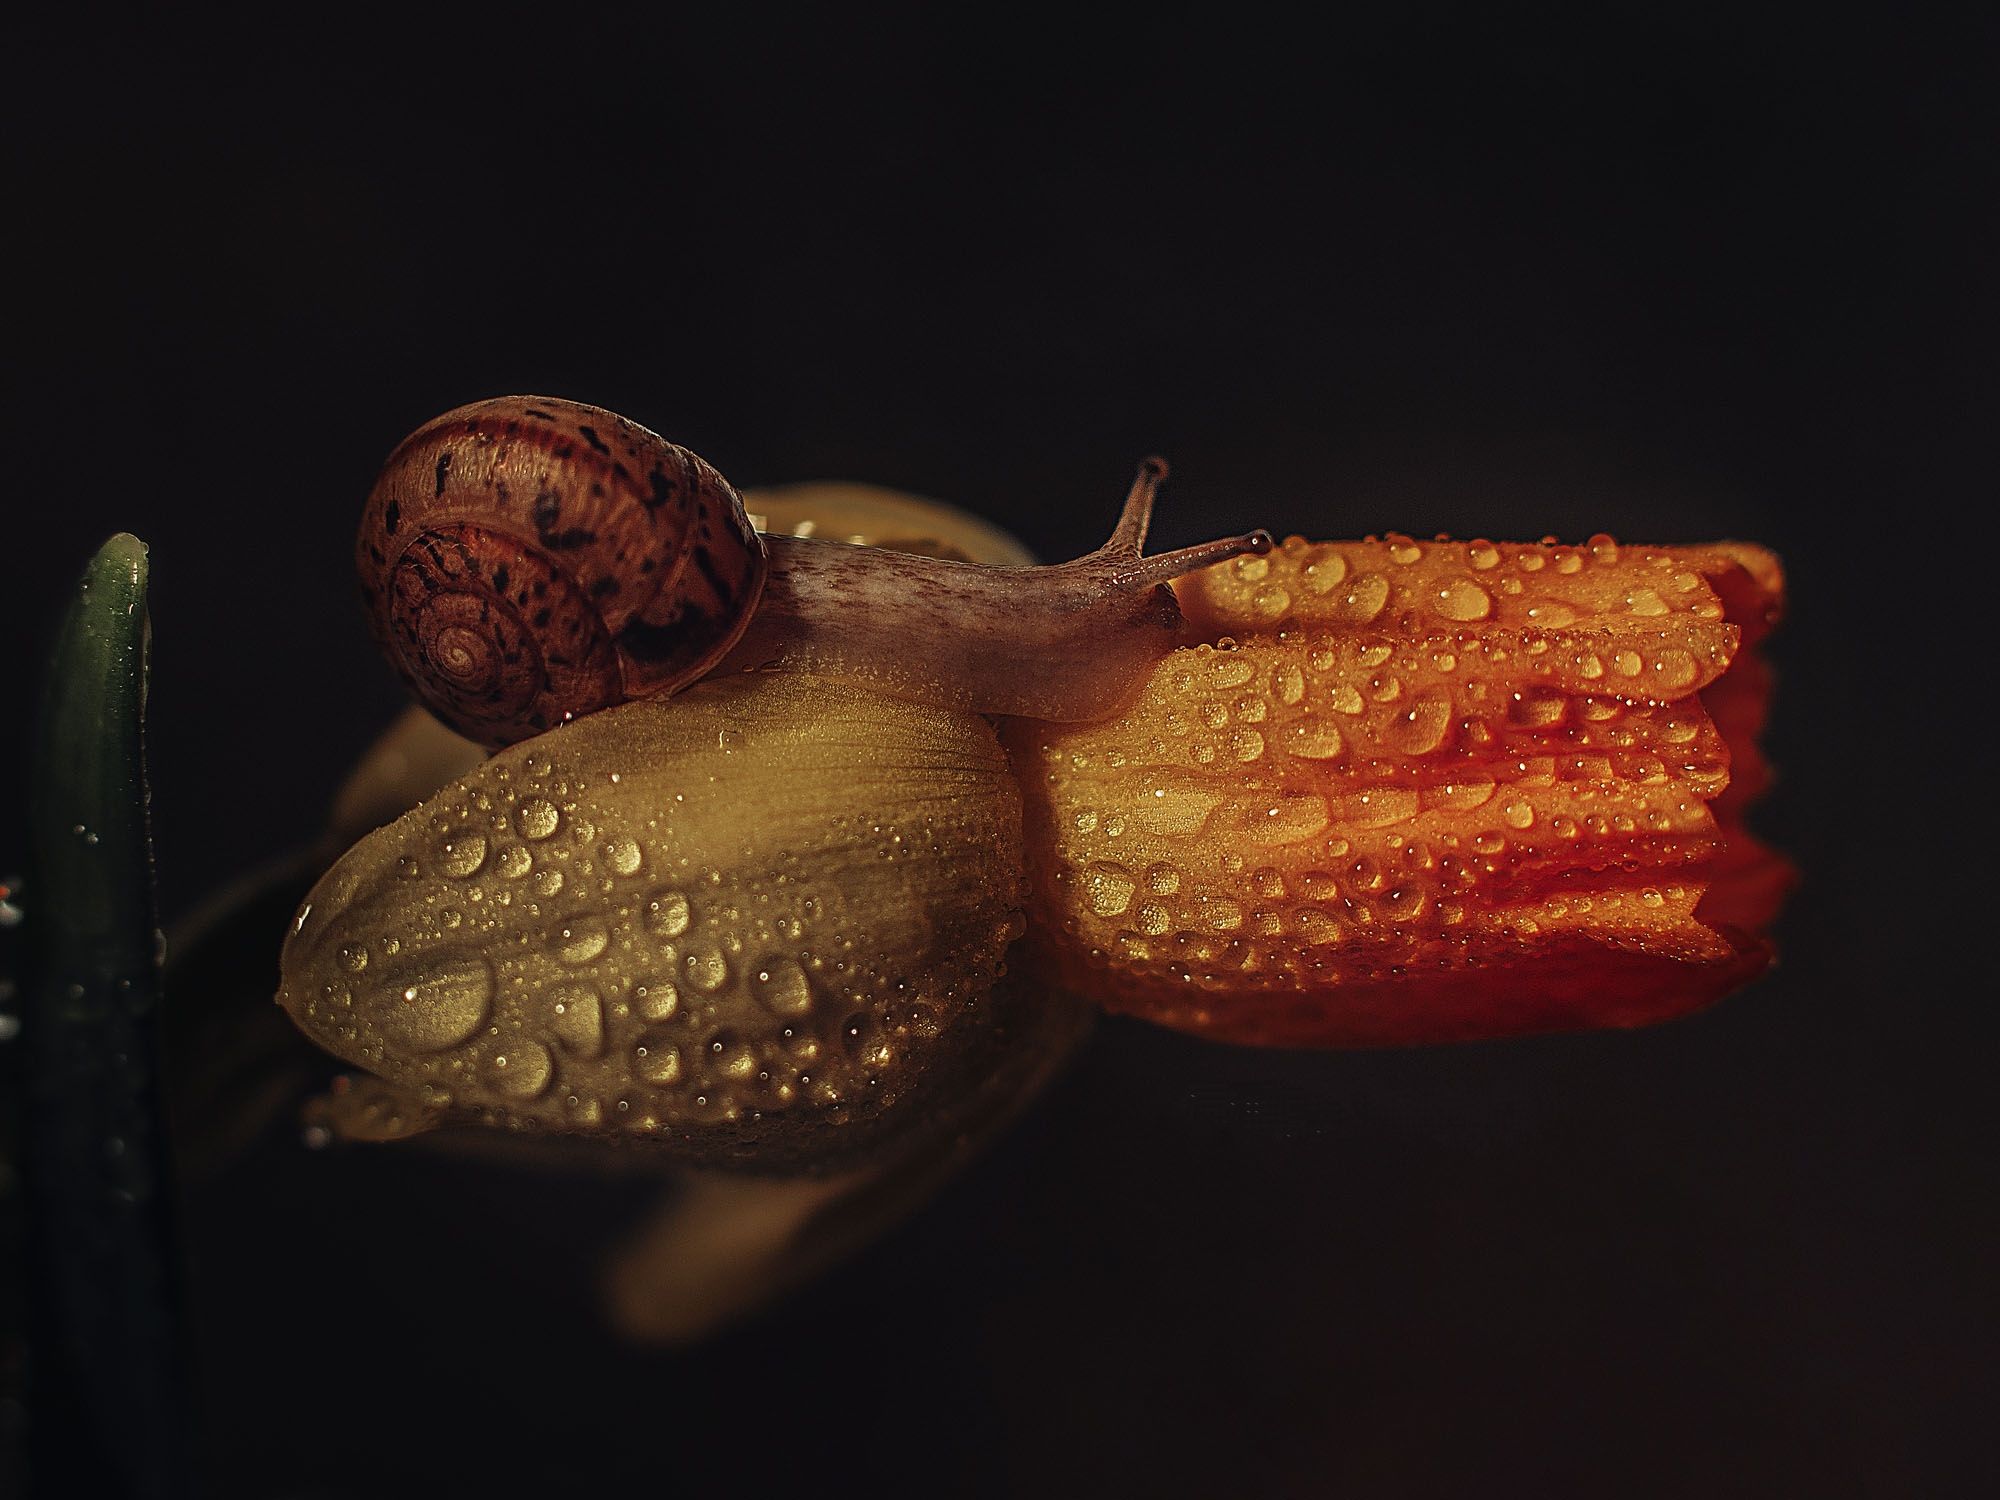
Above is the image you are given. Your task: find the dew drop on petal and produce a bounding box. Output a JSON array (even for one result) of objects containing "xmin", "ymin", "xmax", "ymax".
[
  {"xmin": 552, "ymin": 919, "xmax": 609, "ymax": 965},
  {"xmin": 684, "ymin": 946, "xmax": 730, "ymax": 993},
  {"xmin": 1085, "ymin": 863, "xmax": 1137, "ymax": 917},
  {"xmin": 1434, "ymin": 577, "xmax": 1493, "ymax": 621},
  {"xmin": 1285, "ymin": 719, "xmax": 1346, "ymax": 760},
  {"xmin": 548, "ymin": 983, "xmax": 605, "ymax": 1056},
  {"xmin": 378, "ymin": 958, "xmax": 493, "ymax": 1054},
  {"xmin": 516, "ymin": 798, "xmax": 561, "ymax": 840},
  {"xmin": 634, "ymin": 979, "xmax": 679, "ymax": 1022},
  {"xmin": 437, "ymin": 833, "xmax": 489, "ymax": 878},
  {"xmin": 645, "ymin": 890, "xmax": 691, "ymax": 938},
  {"xmin": 488, "ymin": 1040, "xmax": 554, "ymax": 1100},
  {"xmin": 751, "ymin": 957, "xmax": 814, "ymax": 1018}
]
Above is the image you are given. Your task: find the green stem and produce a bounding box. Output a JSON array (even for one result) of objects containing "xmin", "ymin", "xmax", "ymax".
[{"xmin": 21, "ymin": 535, "xmax": 195, "ymax": 1498}]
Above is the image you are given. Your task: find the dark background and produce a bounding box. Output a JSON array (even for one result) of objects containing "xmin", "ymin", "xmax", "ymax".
[{"xmin": 6, "ymin": 7, "xmax": 1994, "ymax": 1497}]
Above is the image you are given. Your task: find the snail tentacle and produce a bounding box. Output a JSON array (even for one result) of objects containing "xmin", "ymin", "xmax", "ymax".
[{"xmin": 1095, "ymin": 456, "xmax": 1273, "ymax": 591}]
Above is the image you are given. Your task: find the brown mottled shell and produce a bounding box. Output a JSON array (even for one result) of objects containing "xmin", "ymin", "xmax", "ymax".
[{"xmin": 357, "ymin": 396, "xmax": 767, "ymax": 747}]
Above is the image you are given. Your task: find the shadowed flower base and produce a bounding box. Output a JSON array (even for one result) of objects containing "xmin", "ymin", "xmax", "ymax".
[{"xmin": 1012, "ymin": 532, "xmax": 1788, "ymax": 1047}]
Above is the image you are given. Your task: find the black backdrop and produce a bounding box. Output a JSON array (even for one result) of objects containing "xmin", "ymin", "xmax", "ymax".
[{"xmin": 6, "ymin": 8, "xmax": 1993, "ymax": 1497}]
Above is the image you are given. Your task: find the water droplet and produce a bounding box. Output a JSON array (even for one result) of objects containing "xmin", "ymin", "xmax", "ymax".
[
  {"xmin": 377, "ymin": 958, "xmax": 493, "ymax": 1054},
  {"xmin": 437, "ymin": 833, "xmax": 489, "ymax": 878},
  {"xmin": 684, "ymin": 947, "xmax": 730, "ymax": 993},
  {"xmin": 1284, "ymin": 719, "xmax": 1346, "ymax": 760},
  {"xmin": 488, "ymin": 1041, "xmax": 553, "ymax": 1100},
  {"xmin": 1085, "ymin": 862, "xmax": 1137, "ymax": 917},
  {"xmin": 338, "ymin": 944, "xmax": 369, "ymax": 974},
  {"xmin": 1612, "ymin": 650, "xmax": 1643, "ymax": 678},
  {"xmin": 604, "ymin": 837, "xmax": 643, "ymax": 877},
  {"xmin": 751, "ymin": 957, "xmax": 814, "ymax": 1018},
  {"xmin": 1202, "ymin": 899, "xmax": 1244, "ymax": 931},
  {"xmin": 1626, "ymin": 587, "xmax": 1668, "ymax": 617},
  {"xmin": 1294, "ymin": 908, "xmax": 1343, "ymax": 944},
  {"xmin": 1297, "ymin": 869, "xmax": 1340, "ymax": 900},
  {"xmin": 1300, "ymin": 546, "xmax": 1349, "ymax": 594},
  {"xmin": 1250, "ymin": 583, "xmax": 1292, "ymax": 620},
  {"xmin": 1654, "ymin": 649, "xmax": 1698, "ymax": 690},
  {"xmin": 1386, "ymin": 691, "xmax": 1452, "ymax": 755},
  {"xmin": 1134, "ymin": 901, "xmax": 1171, "ymax": 936},
  {"xmin": 1210, "ymin": 655, "xmax": 1254, "ymax": 689},
  {"xmin": 1239, "ymin": 793, "xmax": 1332, "ymax": 846},
  {"xmin": 633, "ymin": 978, "xmax": 679, "ymax": 1022},
  {"xmin": 1502, "ymin": 799, "xmax": 1536, "ymax": 830},
  {"xmin": 1337, "ymin": 573, "xmax": 1389, "ymax": 622},
  {"xmin": 1329, "ymin": 683, "xmax": 1365, "ymax": 715},
  {"xmin": 533, "ymin": 868, "xmax": 565, "ymax": 898},
  {"xmin": 548, "ymin": 983, "xmax": 605, "ymax": 1056},
  {"xmin": 1640, "ymin": 887, "xmax": 1665, "ymax": 908},
  {"xmin": 1468, "ymin": 541, "xmax": 1500, "ymax": 571},
  {"xmin": 1233, "ymin": 554, "xmax": 1271, "ymax": 581},
  {"xmin": 516, "ymin": 798, "xmax": 561, "ymax": 840},
  {"xmin": 495, "ymin": 844, "xmax": 533, "ymax": 879},
  {"xmin": 1348, "ymin": 787, "xmax": 1419, "ymax": 829},
  {"xmin": 551, "ymin": 919, "xmax": 609, "ymax": 965},
  {"xmin": 1144, "ymin": 862, "xmax": 1181, "ymax": 896},
  {"xmin": 1524, "ymin": 599, "xmax": 1579, "ymax": 628},
  {"xmin": 1434, "ymin": 577, "xmax": 1492, "ymax": 621},
  {"xmin": 636, "ymin": 1035, "xmax": 683, "ymax": 1086},
  {"xmin": 1387, "ymin": 538, "xmax": 1422, "ymax": 565},
  {"xmin": 708, "ymin": 1029, "xmax": 758, "ymax": 1081},
  {"xmin": 646, "ymin": 890, "xmax": 691, "ymax": 938},
  {"xmin": 1231, "ymin": 728, "xmax": 1266, "ymax": 762},
  {"xmin": 1425, "ymin": 777, "xmax": 1496, "ymax": 812}
]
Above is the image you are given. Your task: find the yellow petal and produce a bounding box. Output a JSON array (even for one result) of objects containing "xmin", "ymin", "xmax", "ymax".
[{"xmin": 280, "ymin": 674, "xmax": 1025, "ymax": 1163}]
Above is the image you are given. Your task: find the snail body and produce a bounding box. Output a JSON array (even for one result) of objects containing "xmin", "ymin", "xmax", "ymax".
[{"xmin": 360, "ymin": 396, "xmax": 1272, "ymax": 746}]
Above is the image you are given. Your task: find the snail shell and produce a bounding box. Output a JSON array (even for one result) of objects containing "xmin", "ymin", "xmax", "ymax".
[{"xmin": 357, "ymin": 397, "xmax": 765, "ymax": 747}]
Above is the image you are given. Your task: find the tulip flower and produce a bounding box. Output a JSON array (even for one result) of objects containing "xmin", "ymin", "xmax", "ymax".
[{"xmin": 1011, "ymin": 531, "xmax": 1788, "ymax": 1046}]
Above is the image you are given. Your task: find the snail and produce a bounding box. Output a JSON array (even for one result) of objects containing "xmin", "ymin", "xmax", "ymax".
[
  {"xmin": 357, "ymin": 396, "xmax": 1275, "ymax": 746},
  {"xmin": 282, "ymin": 399, "xmax": 1790, "ymax": 1176}
]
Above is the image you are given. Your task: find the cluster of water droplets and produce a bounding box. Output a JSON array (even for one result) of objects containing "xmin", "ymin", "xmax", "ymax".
[
  {"xmin": 1013, "ymin": 532, "xmax": 1747, "ymax": 999},
  {"xmin": 285, "ymin": 705, "xmax": 1027, "ymax": 1160}
]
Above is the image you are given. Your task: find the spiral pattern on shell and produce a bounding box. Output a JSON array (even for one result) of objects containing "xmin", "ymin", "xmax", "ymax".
[{"xmin": 357, "ymin": 397, "xmax": 768, "ymax": 746}]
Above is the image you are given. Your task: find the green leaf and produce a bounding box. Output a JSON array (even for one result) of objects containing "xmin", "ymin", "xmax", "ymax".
[{"xmin": 21, "ymin": 534, "xmax": 195, "ymax": 1498}]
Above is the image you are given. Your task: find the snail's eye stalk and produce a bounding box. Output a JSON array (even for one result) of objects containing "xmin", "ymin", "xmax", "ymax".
[{"xmin": 1095, "ymin": 455, "xmax": 1274, "ymax": 591}]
